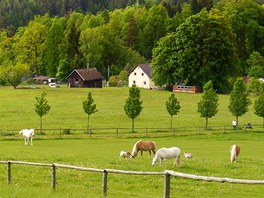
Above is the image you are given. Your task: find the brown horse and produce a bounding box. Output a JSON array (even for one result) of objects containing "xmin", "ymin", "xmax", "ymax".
[{"xmin": 132, "ymin": 140, "xmax": 156, "ymax": 157}]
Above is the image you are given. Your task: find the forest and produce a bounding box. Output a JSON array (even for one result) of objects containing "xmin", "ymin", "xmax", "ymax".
[{"xmin": 0, "ymin": 0, "xmax": 264, "ymax": 93}]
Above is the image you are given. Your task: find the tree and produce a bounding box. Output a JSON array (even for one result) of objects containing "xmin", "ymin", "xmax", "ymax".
[
  {"xmin": 0, "ymin": 62, "xmax": 30, "ymax": 89},
  {"xmin": 82, "ymin": 92, "xmax": 98, "ymax": 134},
  {"xmin": 35, "ymin": 92, "xmax": 51, "ymax": 134},
  {"xmin": 42, "ymin": 19, "xmax": 65, "ymax": 77},
  {"xmin": 247, "ymin": 52, "xmax": 264, "ymax": 78},
  {"xmin": 197, "ymin": 80, "xmax": 219, "ymax": 129},
  {"xmin": 151, "ymin": 10, "xmax": 238, "ymax": 93},
  {"xmin": 16, "ymin": 18, "xmax": 47, "ymax": 76},
  {"xmin": 228, "ymin": 78, "xmax": 251, "ymax": 127},
  {"xmin": 124, "ymin": 85, "xmax": 143, "ymax": 132},
  {"xmin": 254, "ymin": 90, "xmax": 264, "ymax": 126},
  {"xmin": 166, "ymin": 93, "xmax": 181, "ymax": 130}
]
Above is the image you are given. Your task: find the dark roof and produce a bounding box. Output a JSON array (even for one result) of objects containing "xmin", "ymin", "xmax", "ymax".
[
  {"xmin": 130, "ymin": 64, "xmax": 152, "ymax": 78},
  {"xmin": 67, "ymin": 68, "xmax": 104, "ymax": 81}
]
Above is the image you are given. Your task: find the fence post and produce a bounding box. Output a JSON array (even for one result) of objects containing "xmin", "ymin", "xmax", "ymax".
[
  {"xmin": 7, "ymin": 161, "xmax": 11, "ymax": 184},
  {"xmin": 116, "ymin": 128, "xmax": 118, "ymax": 138},
  {"xmin": 164, "ymin": 172, "xmax": 170, "ymax": 198},
  {"xmin": 52, "ymin": 164, "xmax": 56, "ymax": 190},
  {"xmin": 146, "ymin": 128, "xmax": 148, "ymax": 137},
  {"xmin": 102, "ymin": 170, "xmax": 108, "ymax": 197},
  {"xmin": 59, "ymin": 129, "xmax": 62, "ymax": 139}
]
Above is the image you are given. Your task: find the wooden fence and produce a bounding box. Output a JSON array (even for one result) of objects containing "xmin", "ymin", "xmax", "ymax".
[
  {"xmin": 1, "ymin": 160, "xmax": 264, "ymax": 198},
  {"xmin": 1, "ymin": 124, "xmax": 263, "ymax": 138}
]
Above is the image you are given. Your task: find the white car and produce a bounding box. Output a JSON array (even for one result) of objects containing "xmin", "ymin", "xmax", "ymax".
[{"xmin": 49, "ymin": 83, "xmax": 59, "ymax": 88}]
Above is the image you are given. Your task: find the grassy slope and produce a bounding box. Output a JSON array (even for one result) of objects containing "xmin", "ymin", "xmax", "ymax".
[{"xmin": 0, "ymin": 85, "xmax": 261, "ymax": 131}]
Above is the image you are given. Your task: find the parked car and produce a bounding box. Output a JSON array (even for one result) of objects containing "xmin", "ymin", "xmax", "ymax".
[{"xmin": 49, "ymin": 83, "xmax": 59, "ymax": 88}]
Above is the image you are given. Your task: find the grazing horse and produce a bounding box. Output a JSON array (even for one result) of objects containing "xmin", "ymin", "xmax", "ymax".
[
  {"xmin": 120, "ymin": 151, "xmax": 133, "ymax": 159},
  {"xmin": 152, "ymin": 147, "xmax": 181, "ymax": 167},
  {"xmin": 132, "ymin": 140, "xmax": 156, "ymax": 158},
  {"xmin": 230, "ymin": 144, "xmax": 240, "ymax": 163},
  {"xmin": 19, "ymin": 129, "xmax": 34, "ymax": 146}
]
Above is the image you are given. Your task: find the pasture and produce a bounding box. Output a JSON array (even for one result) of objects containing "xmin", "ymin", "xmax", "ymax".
[
  {"xmin": 0, "ymin": 86, "xmax": 264, "ymax": 197},
  {"xmin": 0, "ymin": 85, "xmax": 262, "ymax": 132},
  {"xmin": 0, "ymin": 132, "xmax": 264, "ymax": 197}
]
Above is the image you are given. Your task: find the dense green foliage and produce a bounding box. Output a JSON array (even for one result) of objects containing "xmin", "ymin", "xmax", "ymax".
[
  {"xmin": 151, "ymin": 9, "xmax": 238, "ymax": 92},
  {"xmin": 229, "ymin": 78, "xmax": 251, "ymax": 126},
  {"xmin": 197, "ymin": 80, "xmax": 219, "ymax": 128},
  {"xmin": 166, "ymin": 93, "xmax": 181, "ymax": 129},
  {"xmin": 254, "ymin": 91, "xmax": 264, "ymax": 126},
  {"xmin": 0, "ymin": 0, "xmax": 263, "ymax": 93}
]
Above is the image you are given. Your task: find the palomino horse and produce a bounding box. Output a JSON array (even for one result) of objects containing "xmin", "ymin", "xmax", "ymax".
[
  {"xmin": 132, "ymin": 140, "xmax": 156, "ymax": 157},
  {"xmin": 230, "ymin": 144, "xmax": 240, "ymax": 163},
  {"xmin": 19, "ymin": 129, "xmax": 34, "ymax": 146},
  {"xmin": 152, "ymin": 147, "xmax": 181, "ymax": 167}
]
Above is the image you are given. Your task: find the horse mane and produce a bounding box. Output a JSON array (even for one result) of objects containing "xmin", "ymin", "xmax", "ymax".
[{"xmin": 132, "ymin": 140, "xmax": 142, "ymax": 154}]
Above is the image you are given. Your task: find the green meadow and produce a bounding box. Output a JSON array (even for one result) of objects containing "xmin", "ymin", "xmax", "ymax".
[
  {"xmin": 0, "ymin": 85, "xmax": 262, "ymax": 132},
  {"xmin": 0, "ymin": 134, "xmax": 264, "ymax": 197},
  {"xmin": 0, "ymin": 85, "xmax": 264, "ymax": 197}
]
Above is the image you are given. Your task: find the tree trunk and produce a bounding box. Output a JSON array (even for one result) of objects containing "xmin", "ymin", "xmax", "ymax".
[
  {"xmin": 132, "ymin": 118, "xmax": 134, "ymax": 133},
  {"xmin": 87, "ymin": 114, "xmax": 90, "ymax": 134},
  {"xmin": 236, "ymin": 116, "xmax": 238, "ymax": 129},
  {"xmin": 170, "ymin": 115, "xmax": 173, "ymax": 130},
  {"xmin": 40, "ymin": 116, "xmax": 43, "ymax": 134},
  {"xmin": 205, "ymin": 117, "xmax": 208, "ymax": 129}
]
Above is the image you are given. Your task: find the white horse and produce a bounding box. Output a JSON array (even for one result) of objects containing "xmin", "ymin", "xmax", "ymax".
[
  {"xmin": 152, "ymin": 147, "xmax": 181, "ymax": 167},
  {"xmin": 230, "ymin": 144, "xmax": 240, "ymax": 163},
  {"xmin": 19, "ymin": 129, "xmax": 34, "ymax": 146}
]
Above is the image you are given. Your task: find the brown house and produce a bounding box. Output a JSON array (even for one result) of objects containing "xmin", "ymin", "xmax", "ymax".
[{"xmin": 67, "ymin": 68, "xmax": 104, "ymax": 88}]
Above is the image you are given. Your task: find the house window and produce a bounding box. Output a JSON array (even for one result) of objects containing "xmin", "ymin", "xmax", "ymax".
[
  {"xmin": 133, "ymin": 80, "xmax": 136, "ymax": 84},
  {"xmin": 142, "ymin": 73, "xmax": 144, "ymax": 76},
  {"xmin": 75, "ymin": 78, "xmax": 79, "ymax": 83},
  {"xmin": 134, "ymin": 72, "xmax": 136, "ymax": 76},
  {"xmin": 143, "ymin": 81, "xmax": 146, "ymax": 85}
]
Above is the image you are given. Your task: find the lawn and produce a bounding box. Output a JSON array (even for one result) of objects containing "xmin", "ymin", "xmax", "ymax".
[
  {"xmin": 0, "ymin": 132, "xmax": 264, "ymax": 197},
  {"xmin": 0, "ymin": 85, "xmax": 262, "ymax": 133},
  {"xmin": 0, "ymin": 85, "xmax": 263, "ymax": 197}
]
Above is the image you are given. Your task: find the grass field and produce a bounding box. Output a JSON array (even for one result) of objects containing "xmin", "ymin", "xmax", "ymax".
[
  {"xmin": 0, "ymin": 133, "xmax": 264, "ymax": 197},
  {"xmin": 0, "ymin": 85, "xmax": 262, "ymax": 132},
  {"xmin": 0, "ymin": 85, "xmax": 264, "ymax": 197}
]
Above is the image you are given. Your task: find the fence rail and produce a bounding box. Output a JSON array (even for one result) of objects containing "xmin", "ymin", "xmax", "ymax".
[
  {"xmin": 1, "ymin": 124, "xmax": 263, "ymax": 139},
  {"xmin": 1, "ymin": 160, "xmax": 264, "ymax": 198}
]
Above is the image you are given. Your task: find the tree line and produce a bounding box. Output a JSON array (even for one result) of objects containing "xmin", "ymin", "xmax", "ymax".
[
  {"xmin": 35, "ymin": 79, "xmax": 264, "ymax": 134},
  {"xmin": 0, "ymin": 0, "xmax": 264, "ymax": 93}
]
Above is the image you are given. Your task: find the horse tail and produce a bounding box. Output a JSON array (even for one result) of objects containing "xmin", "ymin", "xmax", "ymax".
[{"xmin": 152, "ymin": 141, "xmax": 157, "ymax": 154}]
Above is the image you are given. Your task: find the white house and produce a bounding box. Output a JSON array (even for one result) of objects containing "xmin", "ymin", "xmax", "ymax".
[{"xmin": 128, "ymin": 64, "xmax": 156, "ymax": 89}]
